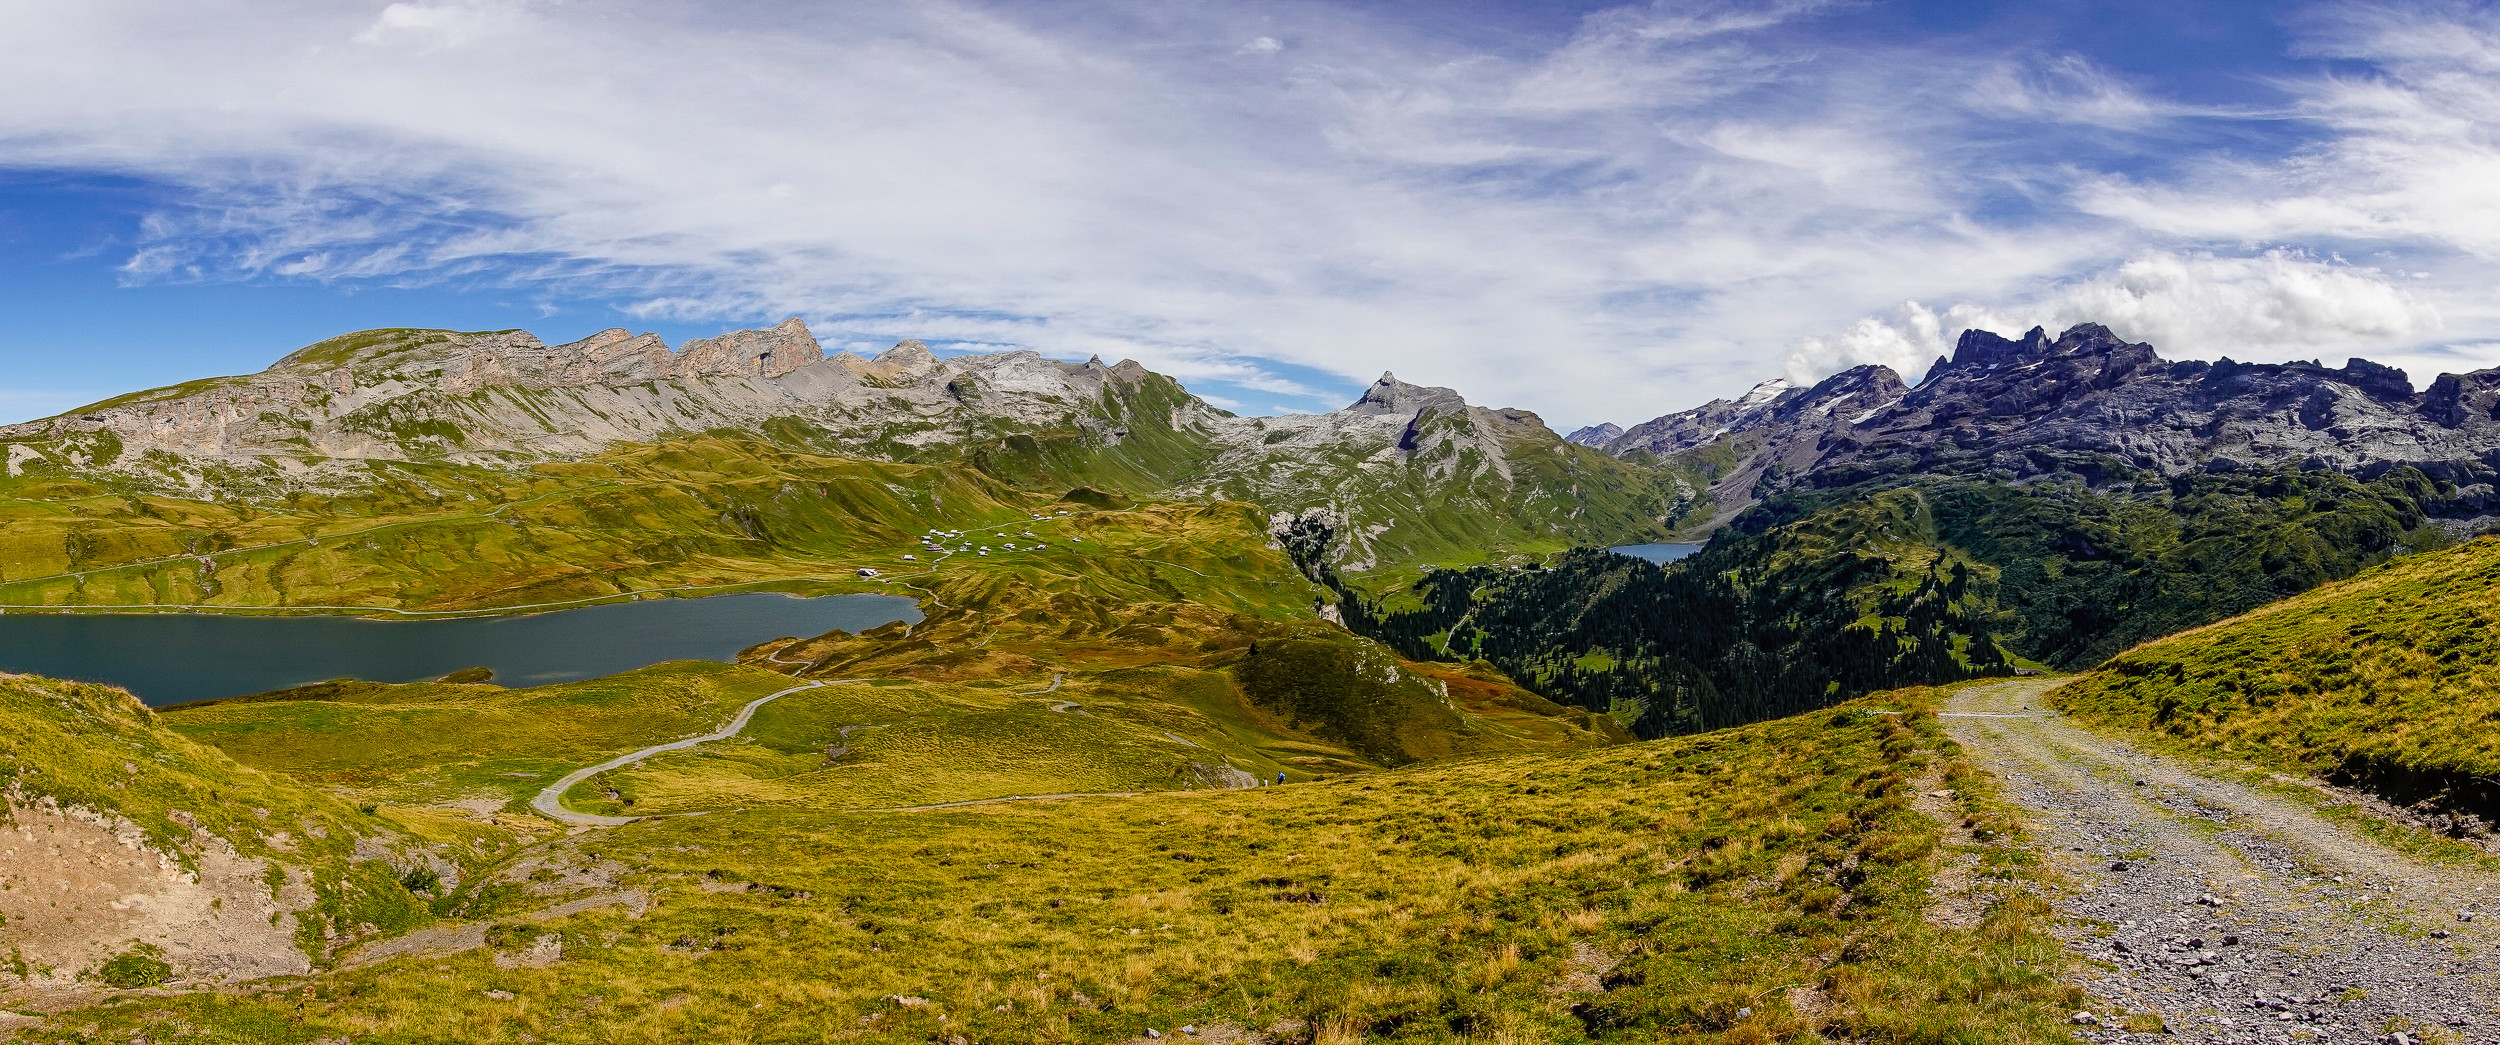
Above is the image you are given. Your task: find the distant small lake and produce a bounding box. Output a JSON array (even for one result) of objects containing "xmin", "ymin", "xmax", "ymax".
[
  {"xmin": 1609, "ymin": 543, "xmax": 1706, "ymax": 564},
  {"xmin": 0, "ymin": 593, "xmax": 920, "ymax": 707}
]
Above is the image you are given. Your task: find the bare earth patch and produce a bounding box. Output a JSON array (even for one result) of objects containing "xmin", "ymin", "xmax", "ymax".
[{"xmin": 0, "ymin": 794, "xmax": 311, "ymax": 1002}]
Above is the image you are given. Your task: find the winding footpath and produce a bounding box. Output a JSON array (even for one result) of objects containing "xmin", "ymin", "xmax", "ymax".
[
  {"xmin": 530, "ymin": 679, "xmax": 861, "ymax": 826},
  {"xmin": 1944, "ymin": 679, "xmax": 2500, "ymax": 1043}
]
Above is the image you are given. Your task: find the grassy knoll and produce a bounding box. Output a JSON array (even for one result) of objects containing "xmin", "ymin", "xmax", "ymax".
[
  {"xmin": 0, "ymin": 673, "xmax": 383, "ymax": 875},
  {"xmin": 26, "ymin": 686, "xmax": 2080, "ymax": 1045},
  {"xmin": 2054, "ymin": 536, "xmax": 2500, "ymax": 812}
]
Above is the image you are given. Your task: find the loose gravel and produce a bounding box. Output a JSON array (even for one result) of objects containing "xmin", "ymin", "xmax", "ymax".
[{"xmin": 1945, "ymin": 680, "xmax": 2500, "ymax": 1045}]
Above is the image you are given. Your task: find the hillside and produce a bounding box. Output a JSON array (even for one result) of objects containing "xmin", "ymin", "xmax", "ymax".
[
  {"xmin": 1328, "ymin": 467, "xmax": 2453, "ymax": 739},
  {"xmin": 0, "ymin": 674, "xmax": 438, "ymax": 997},
  {"xmin": 2054, "ymin": 536, "xmax": 2500, "ymax": 822},
  {"xmin": 21, "ymin": 680, "xmax": 2081, "ymax": 1043}
]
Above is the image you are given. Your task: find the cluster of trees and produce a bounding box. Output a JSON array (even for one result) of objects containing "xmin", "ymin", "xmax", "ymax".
[
  {"xmin": 1284, "ymin": 509, "xmax": 2011, "ymax": 739},
  {"xmin": 1914, "ymin": 469, "xmax": 2444, "ymax": 667},
  {"xmin": 1285, "ymin": 468, "xmax": 2452, "ymax": 741}
]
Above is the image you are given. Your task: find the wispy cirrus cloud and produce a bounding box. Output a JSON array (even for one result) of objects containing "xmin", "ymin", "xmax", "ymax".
[{"xmin": 0, "ymin": 0, "xmax": 2496, "ymax": 426}]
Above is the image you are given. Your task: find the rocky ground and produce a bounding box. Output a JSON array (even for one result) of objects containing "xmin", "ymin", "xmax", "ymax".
[{"xmin": 1947, "ymin": 680, "xmax": 2500, "ymax": 1045}]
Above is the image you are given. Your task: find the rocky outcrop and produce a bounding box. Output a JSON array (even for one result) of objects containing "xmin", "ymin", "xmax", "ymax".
[
  {"xmin": 1579, "ymin": 323, "xmax": 2500, "ymax": 525},
  {"xmin": 1190, "ymin": 374, "xmax": 1685, "ymax": 571},
  {"xmin": 0, "ymin": 319, "xmax": 1212, "ymax": 489},
  {"xmin": 0, "ymin": 790, "xmax": 315, "ymax": 992}
]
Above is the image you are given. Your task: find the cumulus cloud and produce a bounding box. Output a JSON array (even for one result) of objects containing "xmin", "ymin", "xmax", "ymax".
[
  {"xmin": 1785, "ymin": 303, "xmax": 1952, "ymax": 385},
  {"xmin": 0, "ymin": 0, "xmax": 2496, "ymax": 427},
  {"xmin": 1787, "ymin": 250, "xmax": 2441, "ymax": 385}
]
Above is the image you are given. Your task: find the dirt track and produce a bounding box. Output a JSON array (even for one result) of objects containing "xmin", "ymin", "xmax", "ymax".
[
  {"xmin": 529, "ymin": 679, "xmax": 853, "ymax": 826},
  {"xmin": 1946, "ymin": 679, "xmax": 2500, "ymax": 1043}
]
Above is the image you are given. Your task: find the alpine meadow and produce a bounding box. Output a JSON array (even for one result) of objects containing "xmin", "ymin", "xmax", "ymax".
[{"xmin": 13, "ymin": 3, "xmax": 2500, "ymax": 1044}]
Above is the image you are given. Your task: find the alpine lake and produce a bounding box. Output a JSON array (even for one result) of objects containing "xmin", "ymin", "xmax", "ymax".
[{"xmin": 0, "ymin": 592, "xmax": 920, "ymax": 706}]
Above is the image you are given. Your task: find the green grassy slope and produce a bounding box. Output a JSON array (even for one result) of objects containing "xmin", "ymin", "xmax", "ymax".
[
  {"xmin": 1200, "ymin": 420, "xmax": 1687, "ymax": 587},
  {"xmin": 0, "ymin": 675, "xmax": 437, "ymax": 981},
  {"xmin": 33, "ymin": 685, "xmax": 2079, "ymax": 1045},
  {"xmin": 0, "ymin": 435, "xmax": 1035, "ymax": 612},
  {"xmin": 0, "ymin": 674, "xmax": 381, "ymax": 870},
  {"xmin": 2054, "ymin": 536, "xmax": 2500, "ymax": 812},
  {"xmin": 159, "ymin": 498, "xmax": 1619, "ymax": 820},
  {"xmin": 0, "ymin": 424, "xmax": 1677, "ymax": 612},
  {"xmin": 160, "ymin": 663, "xmax": 807, "ymax": 811}
]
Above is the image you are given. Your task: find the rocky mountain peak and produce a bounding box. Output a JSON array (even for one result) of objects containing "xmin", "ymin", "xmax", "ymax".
[
  {"xmin": 1346, "ymin": 372, "xmax": 1469, "ymax": 418},
  {"xmin": 1940, "ymin": 323, "xmax": 2151, "ymax": 375},
  {"xmin": 1586, "ymin": 319, "xmax": 2500, "ymax": 528},
  {"xmin": 673, "ymin": 317, "xmax": 823, "ymax": 379},
  {"xmin": 1565, "ymin": 422, "xmax": 1624, "ymax": 447},
  {"xmin": 875, "ymin": 339, "xmax": 936, "ymax": 364},
  {"xmin": 1947, "ymin": 325, "xmax": 2051, "ymax": 370},
  {"xmin": 1736, "ymin": 377, "xmax": 1796, "ymax": 405},
  {"xmin": 1785, "ymin": 364, "xmax": 1906, "ymax": 423},
  {"xmin": 2333, "ymin": 357, "xmax": 2414, "ymax": 402}
]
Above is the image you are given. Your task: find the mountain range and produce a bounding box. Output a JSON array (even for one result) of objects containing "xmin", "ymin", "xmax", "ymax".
[
  {"xmin": 1569, "ymin": 322, "xmax": 2500, "ymax": 530},
  {"xmin": 11, "ymin": 314, "xmax": 2500, "ymax": 1039},
  {"xmin": 0, "ymin": 320, "xmax": 1684, "ymax": 575}
]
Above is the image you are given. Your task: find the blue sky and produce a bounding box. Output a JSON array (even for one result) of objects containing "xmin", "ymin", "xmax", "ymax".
[{"xmin": 2, "ymin": 0, "xmax": 2497, "ymax": 429}]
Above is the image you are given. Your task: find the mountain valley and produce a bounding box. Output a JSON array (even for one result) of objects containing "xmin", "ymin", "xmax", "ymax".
[{"xmin": 5, "ymin": 317, "xmax": 2500, "ymax": 1043}]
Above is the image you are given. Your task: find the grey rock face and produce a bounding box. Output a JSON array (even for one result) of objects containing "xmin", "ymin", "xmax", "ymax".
[
  {"xmin": 1582, "ymin": 322, "xmax": 2500, "ymax": 523},
  {"xmin": 1564, "ymin": 423, "xmax": 1623, "ymax": 447},
  {"xmin": 1345, "ymin": 372, "xmax": 1470, "ymax": 418},
  {"xmin": 0, "ymin": 319, "xmax": 1206, "ymax": 484}
]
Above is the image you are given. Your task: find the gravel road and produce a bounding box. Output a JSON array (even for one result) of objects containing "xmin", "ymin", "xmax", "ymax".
[
  {"xmin": 529, "ymin": 679, "xmax": 853, "ymax": 826},
  {"xmin": 1946, "ymin": 679, "xmax": 2500, "ymax": 1045}
]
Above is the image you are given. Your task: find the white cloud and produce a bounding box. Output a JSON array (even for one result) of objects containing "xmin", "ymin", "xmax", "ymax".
[
  {"xmin": 2076, "ymin": 4, "xmax": 2500, "ymax": 256},
  {"xmin": 355, "ymin": 3, "xmax": 518, "ymax": 47},
  {"xmin": 1785, "ymin": 302, "xmax": 1951, "ymax": 385},
  {"xmin": 1789, "ymin": 250, "xmax": 2441, "ymax": 385},
  {"xmin": 0, "ymin": 0, "xmax": 2497, "ymax": 429},
  {"xmin": 1961, "ymin": 54, "xmax": 2214, "ymax": 130},
  {"xmin": 2046, "ymin": 251, "xmax": 2438, "ymax": 357}
]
